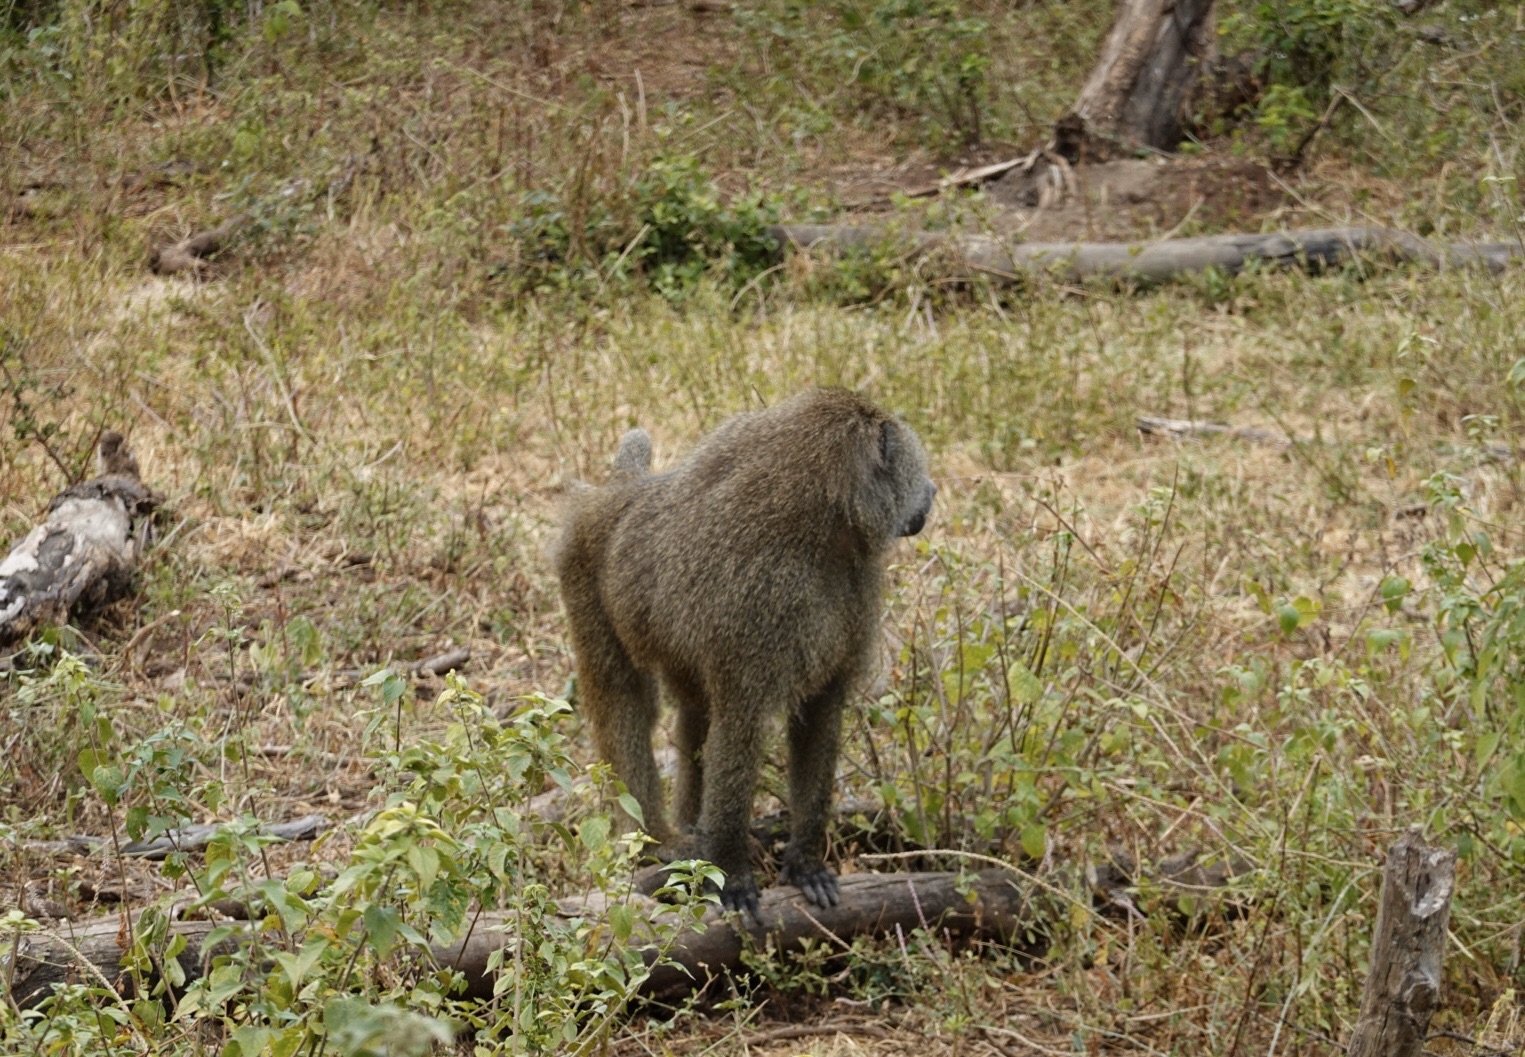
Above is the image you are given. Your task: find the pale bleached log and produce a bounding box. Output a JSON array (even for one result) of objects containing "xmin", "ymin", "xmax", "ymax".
[{"xmin": 772, "ymin": 224, "xmax": 1521, "ymax": 284}]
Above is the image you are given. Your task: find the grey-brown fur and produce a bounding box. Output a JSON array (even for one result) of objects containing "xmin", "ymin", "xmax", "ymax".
[{"xmin": 554, "ymin": 388, "xmax": 935, "ymax": 915}]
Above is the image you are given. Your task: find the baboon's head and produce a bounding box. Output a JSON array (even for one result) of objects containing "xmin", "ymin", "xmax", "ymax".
[{"xmin": 782, "ymin": 388, "xmax": 934, "ymax": 546}]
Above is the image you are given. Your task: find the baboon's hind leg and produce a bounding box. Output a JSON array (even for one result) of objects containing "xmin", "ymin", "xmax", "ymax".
[
  {"xmin": 668, "ymin": 675, "xmax": 710, "ymax": 834},
  {"xmin": 575, "ymin": 625, "xmax": 671, "ymax": 846}
]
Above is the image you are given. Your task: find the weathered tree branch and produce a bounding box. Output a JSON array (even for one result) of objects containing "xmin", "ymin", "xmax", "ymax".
[{"xmin": 21, "ymin": 814, "xmax": 331, "ymax": 860}]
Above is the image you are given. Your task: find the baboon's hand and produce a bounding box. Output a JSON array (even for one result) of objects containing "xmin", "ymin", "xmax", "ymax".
[
  {"xmin": 718, "ymin": 874, "xmax": 762, "ymax": 922},
  {"xmin": 781, "ymin": 863, "xmax": 840, "ymax": 908}
]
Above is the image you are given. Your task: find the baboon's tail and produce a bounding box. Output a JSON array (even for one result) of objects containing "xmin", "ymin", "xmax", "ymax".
[{"xmin": 611, "ymin": 428, "xmax": 652, "ymax": 480}]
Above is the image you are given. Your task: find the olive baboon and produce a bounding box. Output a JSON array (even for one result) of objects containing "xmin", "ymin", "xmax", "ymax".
[{"xmin": 554, "ymin": 388, "xmax": 936, "ymax": 915}]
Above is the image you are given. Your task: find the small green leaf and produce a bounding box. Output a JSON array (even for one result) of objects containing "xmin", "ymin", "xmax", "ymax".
[
  {"xmin": 404, "ymin": 843, "xmax": 440, "ymax": 891},
  {"xmin": 1476, "ymin": 730, "xmax": 1502, "ymax": 768},
  {"xmin": 272, "ymin": 937, "xmax": 328, "ymax": 989},
  {"xmin": 1276, "ymin": 604, "xmax": 1301, "ymax": 636},
  {"xmin": 1365, "ymin": 628, "xmax": 1404, "ymax": 654},
  {"xmin": 1007, "ymin": 662, "xmax": 1043, "ymax": 705},
  {"xmin": 1379, "ymin": 575, "xmax": 1410, "ymax": 614},
  {"xmin": 91, "ymin": 764, "xmax": 125, "ymax": 805},
  {"xmin": 609, "ymin": 902, "xmax": 635, "ymax": 943}
]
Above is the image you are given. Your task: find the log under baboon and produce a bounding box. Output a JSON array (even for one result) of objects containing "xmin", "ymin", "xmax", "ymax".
[{"xmin": 554, "ymin": 388, "xmax": 936, "ymax": 915}]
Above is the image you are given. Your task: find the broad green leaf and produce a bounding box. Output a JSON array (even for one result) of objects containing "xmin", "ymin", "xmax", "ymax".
[
  {"xmin": 364, "ymin": 904, "xmax": 402, "ymax": 959},
  {"xmin": 1019, "ymin": 823, "xmax": 1047, "ymax": 860},
  {"xmin": 1007, "ymin": 662, "xmax": 1043, "ymax": 705},
  {"xmin": 580, "ymin": 816, "xmax": 611, "ymax": 852},
  {"xmin": 616, "ymin": 793, "xmax": 645, "ymax": 827}
]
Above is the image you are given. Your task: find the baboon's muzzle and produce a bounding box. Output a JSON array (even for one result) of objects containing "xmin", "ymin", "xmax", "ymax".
[{"xmin": 899, "ymin": 479, "xmax": 937, "ymax": 537}]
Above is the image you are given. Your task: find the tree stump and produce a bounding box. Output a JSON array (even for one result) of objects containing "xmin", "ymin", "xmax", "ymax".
[
  {"xmin": 1346, "ymin": 828, "xmax": 1457, "ymax": 1057},
  {"xmin": 0, "ymin": 433, "xmax": 157, "ymax": 645},
  {"xmin": 1060, "ymin": 0, "xmax": 1217, "ymax": 158}
]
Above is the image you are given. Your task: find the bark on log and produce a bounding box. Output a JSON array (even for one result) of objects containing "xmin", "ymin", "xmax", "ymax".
[
  {"xmin": 1061, "ymin": 0, "xmax": 1217, "ymax": 157},
  {"xmin": 1345, "ymin": 829, "xmax": 1456, "ymax": 1057},
  {"xmin": 4, "ymin": 870, "xmax": 1029, "ymax": 1009},
  {"xmin": 0, "ymin": 434, "xmax": 157, "ymax": 645},
  {"xmin": 772, "ymin": 224, "xmax": 1522, "ymax": 285}
]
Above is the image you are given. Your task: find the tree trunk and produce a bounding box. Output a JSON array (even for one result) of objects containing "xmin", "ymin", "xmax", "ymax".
[
  {"xmin": 1059, "ymin": 0, "xmax": 1217, "ymax": 159},
  {"xmin": 4, "ymin": 870, "xmax": 1031, "ymax": 1009},
  {"xmin": 1345, "ymin": 829, "xmax": 1456, "ymax": 1057}
]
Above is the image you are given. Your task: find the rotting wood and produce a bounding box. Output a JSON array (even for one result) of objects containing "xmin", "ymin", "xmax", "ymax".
[
  {"xmin": 3, "ymin": 869, "xmax": 1031, "ymax": 1008},
  {"xmin": 1345, "ymin": 828, "xmax": 1456, "ymax": 1057},
  {"xmin": 1062, "ymin": 0, "xmax": 1217, "ymax": 157},
  {"xmin": 771, "ymin": 224, "xmax": 1522, "ymax": 285},
  {"xmin": 0, "ymin": 433, "xmax": 158, "ymax": 645},
  {"xmin": 149, "ymin": 214, "xmax": 248, "ymax": 275}
]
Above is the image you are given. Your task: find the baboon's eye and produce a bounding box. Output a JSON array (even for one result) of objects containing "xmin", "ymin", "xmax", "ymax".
[{"xmin": 878, "ymin": 421, "xmax": 896, "ymax": 467}]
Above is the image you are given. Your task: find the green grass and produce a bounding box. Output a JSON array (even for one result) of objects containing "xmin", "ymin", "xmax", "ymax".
[{"xmin": 4, "ymin": 0, "xmax": 1525, "ymax": 1054}]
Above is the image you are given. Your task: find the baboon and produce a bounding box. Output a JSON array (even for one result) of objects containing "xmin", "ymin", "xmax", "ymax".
[{"xmin": 554, "ymin": 388, "xmax": 936, "ymax": 916}]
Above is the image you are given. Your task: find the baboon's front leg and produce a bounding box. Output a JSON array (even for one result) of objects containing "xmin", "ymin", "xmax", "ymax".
[
  {"xmin": 695, "ymin": 694, "xmax": 768, "ymax": 919},
  {"xmin": 780, "ymin": 678, "xmax": 847, "ymax": 908}
]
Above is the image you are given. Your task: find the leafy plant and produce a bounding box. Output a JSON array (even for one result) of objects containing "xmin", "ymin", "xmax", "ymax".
[
  {"xmin": 500, "ymin": 153, "xmax": 777, "ymax": 302},
  {"xmin": 2, "ymin": 679, "xmax": 717, "ymax": 1056}
]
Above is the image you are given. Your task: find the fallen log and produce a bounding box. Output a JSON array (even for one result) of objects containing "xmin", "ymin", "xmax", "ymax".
[
  {"xmin": 1345, "ymin": 829, "xmax": 1456, "ymax": 1057},
  {"xmin": 1137, "ymin": 416, "xmax": 1298, "ymax": 448},
  {"xmin": 4, "ymin": 869, "xmax": 1030, "ymax": 1008},
  {"xmin": 772, "ymin": 224, "xmax": 1521, "ymax": 285},
  {"xmin": 0, "ymin": 432, "xmax": 157, "ymax": 645},
  {"xmin": 21, "ymin": 814, "xmax": 331, "ymax": 860}
]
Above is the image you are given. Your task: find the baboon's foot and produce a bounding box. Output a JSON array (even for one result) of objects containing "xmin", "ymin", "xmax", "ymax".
[
  {"xmin": 717, "ymin": 872, "xmax": 762, "ymax": 922},
  {"xmin": 780, "ymin": 860, "xmax": 840, "ymax": 908}
]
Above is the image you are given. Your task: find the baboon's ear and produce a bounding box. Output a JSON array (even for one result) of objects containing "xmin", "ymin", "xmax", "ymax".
[{"xmin": 877, "ymin": 420, "xmax": 897, "ymax": 467}]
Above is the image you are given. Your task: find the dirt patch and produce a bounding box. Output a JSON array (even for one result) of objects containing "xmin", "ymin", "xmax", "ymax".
[
  {"xmin": 994, "ymin": 156, "xmax": 1285, "ymax": 241},
  {"xmin": 844, "ymin": 154, "xmax": 1288, "ymax": 243}
]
